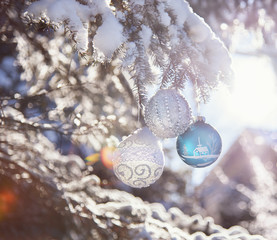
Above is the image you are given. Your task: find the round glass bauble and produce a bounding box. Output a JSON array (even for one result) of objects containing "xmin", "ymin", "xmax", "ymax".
[
  {"xmin": 144, "ymin": 89, "xmax": 192, "ymax": 138},
  {"xmin": 176, "ymin": 120, "xmax": 222, "ymax": 168},
  {"xmin": 112, "ymin": 127, "xmax": 165, "ymax": 188}
]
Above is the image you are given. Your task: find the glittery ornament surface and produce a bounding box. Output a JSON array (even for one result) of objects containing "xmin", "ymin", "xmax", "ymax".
[
  {"xmin": 112, "ymin": 127, "xmax": 165, "ymax": 188},
  {"xmin": 176, "ymin": 120, "xmax": 222, "ymax": 168},
  {"xmin": 144, "ymin": 89, "xmax": 192, "ymax": 139}
]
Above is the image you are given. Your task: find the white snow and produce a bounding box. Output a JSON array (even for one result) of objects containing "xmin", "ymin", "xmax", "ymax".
[
  {"xmin": 167, "ymin": 0, "xmax": 191, "ymax": 26},
  {"xmin": 140, "ymin": 25, "xmax": 152, "ymax": 49},
  {"xmin": 186, "ymin": 14, "xmax": 211, "ymax": 43},
  {"xmin": 129, "ymin": 0, "xmax": 145, "ymax": 6},
  {"xmin": 27, "ymin": 0, "xmax": 90, "ymax": 52},
  {"xmin": 168, "ymin": 25, "xmax": 179, "ymax": 46},
  {"xmin": 88, "ymin": 0, "xmax": 112, "ymax": 15},
  {"xmin": 157, "ymin": 3, "xmax": 171, "ymax": 27},
  {"xmin": 205, "ymin": 38, "xmax": 232, "ymax": 77},
  {"xmin": 93, "ymin": 13, "xmax": 125, "ymax": 61},
  {"xmin": 27, "ymin": 0, "xmax": 125, "ymax": 59}
]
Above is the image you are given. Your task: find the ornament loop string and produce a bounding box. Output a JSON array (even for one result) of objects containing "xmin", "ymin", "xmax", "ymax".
[
  {"xmin": 196, "ymin": 98, "xmax": 200, "ymax": 117},
  {"xmin": 194, "ymin": 81, "xmax": 201, "ymax": 118}
]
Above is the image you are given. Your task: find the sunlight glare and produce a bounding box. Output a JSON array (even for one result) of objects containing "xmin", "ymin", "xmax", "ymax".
[
  {"xmin": 230, "ymin": 54, "xmax": 277, "ymax": 129},
  {"xmin": 199, "ymin": 53, "xmax": 277, "ymax": 161},
  {"xmin": 204, "ymin": 54, "xmax": 277, "ymax": 131}
]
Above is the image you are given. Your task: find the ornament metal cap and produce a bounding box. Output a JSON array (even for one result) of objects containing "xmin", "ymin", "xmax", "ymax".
[{"xmin": 194, "ymin": 115, "xmax": 206, "ymax": 123}]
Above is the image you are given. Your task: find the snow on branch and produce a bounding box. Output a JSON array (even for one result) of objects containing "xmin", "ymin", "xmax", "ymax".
[
  {"xmin": 25, "ymin": 0, "xmax": 232, "ymax": 102},
  {"xmin": 26, "ymin": 0, "xmax": 91, "ymax": 52},
  {"xmin": 93, "ymin": 13, "xmax": 125, "ymax": 60},
  {"xmin": 25, "ymin": 0, "xmax": 125, "ymax": 57},
  {"xmin": 163, "ymin": 0, "xmax": 232, "ymax": 101}
]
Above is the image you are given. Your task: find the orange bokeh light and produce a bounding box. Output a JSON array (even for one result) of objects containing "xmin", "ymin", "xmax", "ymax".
[
  {"xmin": 100, "ymin": 146, "xmax": 115, "ymax": 169},
  {"xmin": 0, "ymin": 190, "xmax": 16, "ymax": 219}
]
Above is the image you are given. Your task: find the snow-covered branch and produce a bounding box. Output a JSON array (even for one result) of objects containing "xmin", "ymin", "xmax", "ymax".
[{"xmin": 25, "ymin": 0, "xmax": 232, "ymax": 103}]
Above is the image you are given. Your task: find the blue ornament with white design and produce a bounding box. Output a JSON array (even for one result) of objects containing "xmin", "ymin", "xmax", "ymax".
[{"xmin": 176, "ymin": 117, "xmax": 222, "ymax": 168}]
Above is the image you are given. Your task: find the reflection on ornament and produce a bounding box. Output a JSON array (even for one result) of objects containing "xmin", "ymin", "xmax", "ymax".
[
  {"xmin": 112, "ymin": 127, "xmax": 165, "ymax": 188},
  {"xmin": 100, "ymin": 146, "xmax": 115, "ymax": 169},
  {"xmin": 176, "ymin": 119, "xmax": 222, "ymax": 168},
  {"xmin": 145, "ymin": 89, "xmax": 192, "ymax": 138}
]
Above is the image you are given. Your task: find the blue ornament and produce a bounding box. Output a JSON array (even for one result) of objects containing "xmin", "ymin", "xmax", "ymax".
[{"xmin": 176, "ymin": 118, "xmax": 222, "ymax": 168}]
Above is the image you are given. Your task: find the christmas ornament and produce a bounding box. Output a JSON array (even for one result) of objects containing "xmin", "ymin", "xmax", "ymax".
[
  {"xmin": 144, "ymin": 89, "xmax": 192, "ymax": 138},
  {"xmin": 176, "ymin": 117, "xmax": 222, "ymax": 168},
  {"xmin": 112, "ymin": 127, "xmax": 165, "ymax": 188}
]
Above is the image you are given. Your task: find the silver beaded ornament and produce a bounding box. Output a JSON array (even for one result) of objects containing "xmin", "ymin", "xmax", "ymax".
[
  {"xmin": 112, "ymin": 127, "xmax": 165, "ymax": 188},
  {"xmin": 144, "ymin": 89, "xmax": 192, "ymax": 138}
]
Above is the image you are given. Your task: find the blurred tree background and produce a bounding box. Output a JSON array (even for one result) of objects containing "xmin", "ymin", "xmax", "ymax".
[{"xmin": 0, "ymin": 0, "xmax": 277, "ymax": 239}]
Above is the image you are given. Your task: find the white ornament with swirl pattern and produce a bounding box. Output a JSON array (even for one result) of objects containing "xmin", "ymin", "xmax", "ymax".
[
  {"xmin": 144, "ymin": 89, "xmax": 192, "ymax": 139},
  {"xmin": 112, "ymin": 127, "xmax": 165, "ymax": 188}
]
